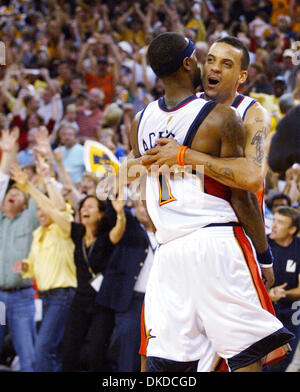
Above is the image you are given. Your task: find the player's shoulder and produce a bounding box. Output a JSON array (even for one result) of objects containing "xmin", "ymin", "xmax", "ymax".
[
  {"xmin": 243, "ymin": 97, "xmax": 269, "ymax": 121},
  {"xmin": 210, "ymin": 102, "xmax": 241, "ymax": 122},
  {"xmin": 203, "ymin": 103, "xmax": 244, "ymax": 139}
]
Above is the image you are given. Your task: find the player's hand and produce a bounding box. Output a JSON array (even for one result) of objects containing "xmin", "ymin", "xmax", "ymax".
[
  {"xmin": 261, "ymin": 266, "xmax": 275, "ymax": 290},
  {"xmin": 141, "ymin": 138, "xmax": 181, "ymax": 168}
]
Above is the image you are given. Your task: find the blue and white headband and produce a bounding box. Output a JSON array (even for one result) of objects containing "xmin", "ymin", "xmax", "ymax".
[{"xmin": 156, "ymin": 38, "xmax": 195, "ymax": 78}]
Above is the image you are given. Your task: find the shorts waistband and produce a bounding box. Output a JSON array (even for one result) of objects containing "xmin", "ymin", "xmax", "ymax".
[
  {"xmin": 204, "ymin": 222, "xmax": 241, "ymax": 228},
  {"xmin": 133, "ymin": 291, "xmax": 145, "ymax": 299}
]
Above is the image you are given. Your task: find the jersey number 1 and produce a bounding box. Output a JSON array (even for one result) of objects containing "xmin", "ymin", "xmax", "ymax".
[{"xmin": 158, "ymin": 174, "xmax": 176, "ymax": 206}]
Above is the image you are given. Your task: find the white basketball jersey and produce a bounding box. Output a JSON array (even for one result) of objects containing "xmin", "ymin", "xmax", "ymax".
[
  {"xmin": 197, "ymin": 92, "xmax": 265, "ymax": 214},
  {"xmin": 137, "ymin": 95, "xmax": 238, "ymax": 244},
  {"xmin": 197, "ymin": 92, "xmax": 256, "ymax": 120}
]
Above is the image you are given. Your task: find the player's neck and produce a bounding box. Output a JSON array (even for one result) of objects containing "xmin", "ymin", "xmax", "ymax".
[
  {"xmin": 163, "ymin": 85, "xmax": 195, "ymax": 109},
  {"xmin": 204, "ymin": 91, "xmax": 239, "ymax": 106}
]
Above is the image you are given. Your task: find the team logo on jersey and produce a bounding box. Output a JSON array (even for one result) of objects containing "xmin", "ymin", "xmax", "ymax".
[
  {"xmin": 286, "ymin": 259, "xmax": 296, "ymax": 273},
  {"xmin": 83, "ymin": 140, "xmax": 120, "ymax": 175}
]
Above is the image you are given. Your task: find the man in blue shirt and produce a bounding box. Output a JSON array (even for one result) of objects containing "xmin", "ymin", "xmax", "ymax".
[
  {"xmin": 55, "ymin": 125, "xmax": 85, "ymax": 185},
  {"xmin": 267, "ymin": 206, "xmax": 300, "ymax": 371}
]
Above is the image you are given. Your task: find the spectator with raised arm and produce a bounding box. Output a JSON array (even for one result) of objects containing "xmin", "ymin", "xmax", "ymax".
[
  {"xmin": 12, "ymin": 155, "xmax": 76, "ymax": 372},
  {"xmin": 10, "ymin": 164, "xmax": 126, "ymax": 372},
  {"xmin": 0, "ymin": 132, "xmax": 39, "ymax": 371},
  {"xmin": 54, "ymin": 125, "xmax": 85, "ymax": 185}
]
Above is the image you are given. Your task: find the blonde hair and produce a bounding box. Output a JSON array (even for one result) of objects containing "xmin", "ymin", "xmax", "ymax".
[
  {"xmin": 98, "ymin": 127, "xmax": 114, "ymax": 138},
  {"xmin": 82, "ymin": 172, "xmax": 99, "ymax": 185},
  {"xmin": 103, "ymin": 103, "xmax": 123, "ymax": 127}
]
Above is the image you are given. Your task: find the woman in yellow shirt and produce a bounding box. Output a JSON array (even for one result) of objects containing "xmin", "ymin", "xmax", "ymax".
[
  {"xmin": 11, "ymin": 164, "xmax": 126, "ymax": 372},
  {"xmin": 13, "ymin": 204, "xmax": 76, "ymax": 372}
]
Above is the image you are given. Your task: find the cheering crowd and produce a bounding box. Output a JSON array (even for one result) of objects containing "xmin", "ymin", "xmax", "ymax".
[{"xmin": 0, "ymin": 0, "xmax": 300, "ymax": 372}]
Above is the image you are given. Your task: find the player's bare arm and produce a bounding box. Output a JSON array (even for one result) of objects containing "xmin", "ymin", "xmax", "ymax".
[
  {"xmin": 118, "ymin": 111, "xmax": 147, "ymax": 185},
  {"xmin": 141, "ymin": 103, "xmax": 270, "ymax": 193}
]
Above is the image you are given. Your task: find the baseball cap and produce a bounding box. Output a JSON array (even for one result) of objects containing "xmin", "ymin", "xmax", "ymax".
[
  {"xmin": 273, "ymin": 75, "xmax": 287, "ymax": 85},
  {"xmin": 118, "ymin": 41, "xmax": 133, "ymax": 55}
]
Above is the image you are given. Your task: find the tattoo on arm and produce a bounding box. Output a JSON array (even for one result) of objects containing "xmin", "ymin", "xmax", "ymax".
[
  {"xmin": 221, "ymin": 111, "xmax": 245, "ymax": 151},
  {"xmin": 250, "ymin": 126, "xmax": 267, "ymax": 166},
  {"xmin": 205, "ymin": 163, "xmax": 235, "ymax": 182}
]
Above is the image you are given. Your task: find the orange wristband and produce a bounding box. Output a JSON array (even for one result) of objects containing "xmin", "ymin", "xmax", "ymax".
[{"xmin": 177, "ymin": 146, "xmax": 188, "ymax": 166}]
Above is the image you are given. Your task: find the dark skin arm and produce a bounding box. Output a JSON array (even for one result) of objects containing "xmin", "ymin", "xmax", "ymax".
[{"xmin": 141, "ymin": 103, "xmax": 270, "ymax": 193}]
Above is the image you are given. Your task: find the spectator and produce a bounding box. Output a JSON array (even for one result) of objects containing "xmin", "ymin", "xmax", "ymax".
[
  {"xmin": 55, "ymin": 61, "xmax": 74, "ymax": 99},
  {"xmin": 57, "ymin": 103, "xmax": 80, "ymax": 135},
  {"xmin": 76, "ymin": 88, "xmax": 104, "ymax": 142},
  {"xmin": 242, "ymin": 62, "xmax": 272, "ymax": 95},
  {"xmin": 267, "ymin": 206, "xmax": 300, "ymax": 371},
  {"xmin": 250, "ymin": 75, "xmax": 287, "ymax": 132},
  {"xmin": 55, "ymin": 125, "xmax": 85, "ymax": 185},
  {"xmin": 62, "ymin": 76, "xmax": 86, "ymax": 110},
  {"xmin": 10, "ymin": 165, "xmax": 126, "ymax": 372},
  {"xmin": 17, "ymin": 127, "xmax": 39, "ymax": 169},
  {"xmin": 12, "ymin": 156, "xmax": 76, "ymax": 372},
  {"xmin": 0, "ymin": 154, "xmax": 39, "ymax": 371},
  {"xmin": 37, "ymin": 89, "xmax": 63, "ymax": 131},
  {"xmin": 266, "ymin": 192, "xmax": 292, "ymax": 214},
  {"xmin": 97, "ymin": 127, "xmax": 126, "ymax": 163},
  {"xmin": 76, "ymin": 35, "xmax": 121, "ymax": 108},
  {"xmin": 95, "ymin": 198, "xmax": 156, "ymax": 371},
  {"xmin": 278, "ymin": 93, "xmax": 296, "ymax": 115}
]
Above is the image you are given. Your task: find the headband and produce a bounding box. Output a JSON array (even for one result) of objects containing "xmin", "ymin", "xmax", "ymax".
[{"xmin": 156, "ymin": 38, "xmax": 195, "ymax": 78}]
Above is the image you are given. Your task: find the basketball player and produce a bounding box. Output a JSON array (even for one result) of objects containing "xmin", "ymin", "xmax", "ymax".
[
  {"xmin": 127, "ymin": 32, "xmax": 293, "ymax": 372},
  {"xmin": 141, "ymin": 36, "xmax": 274, "ymax": 288}
]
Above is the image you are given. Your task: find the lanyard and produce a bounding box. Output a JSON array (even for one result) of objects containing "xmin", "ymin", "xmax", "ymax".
[{"xmin": 82, "ymin": 239, "xmax": 96, "ymax": 278}]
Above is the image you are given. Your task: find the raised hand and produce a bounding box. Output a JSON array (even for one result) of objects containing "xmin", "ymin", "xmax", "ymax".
[
  {"xmin": 111, "ymin": 194, "xmax": 126, "ymax": 214},
  {"xmin": 10, "ymin": 164, "xmax": 29, "ymax": 186},
  {"xmin": 35, "ymin": 153, "xmax": 51, "ymax": 180},
  {"xmin": 34, "ymin": 126, "xmax": 52, "ymax": 157},
  {"xmin": 0, "ymin": 127, "xmax": 20, "ymax": 153}
]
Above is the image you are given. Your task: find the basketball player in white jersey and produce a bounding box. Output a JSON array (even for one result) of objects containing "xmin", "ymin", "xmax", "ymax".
[
  {"xmin": 141, "ymin": 36, "xmax": 274, "ymax": 290},
  {"xmin": 138, "ymin": 36, "xmax": 292, "ymax": 372},
  {"xmin": 127, "ymin": 32, "xmax": 293, "ymax": 372}
]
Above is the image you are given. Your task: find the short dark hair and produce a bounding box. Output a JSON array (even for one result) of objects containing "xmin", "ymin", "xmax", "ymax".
[
  {"xmin": 267, "ymin": 192, "xmax": 291, "ymax": 210},
  {"xmin": 275, "ymin": 206, "xmax": 300, "ymax": 236},
  {"xmin": 147, "ymin": 32, "xmax": 189, "ymax": 77},
  {"xmin": 214, "ymin": 36, "xmax": 250, "ymax": 70}
]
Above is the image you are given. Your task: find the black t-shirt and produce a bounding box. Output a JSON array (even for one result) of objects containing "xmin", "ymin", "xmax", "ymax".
[
  {"xmin": 268, "ymin": 236, "xmax": 300, "ymax": 312},
  {"xmin": 71, "ymin": 222, "xmax": 114, "ymax": 297}
]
